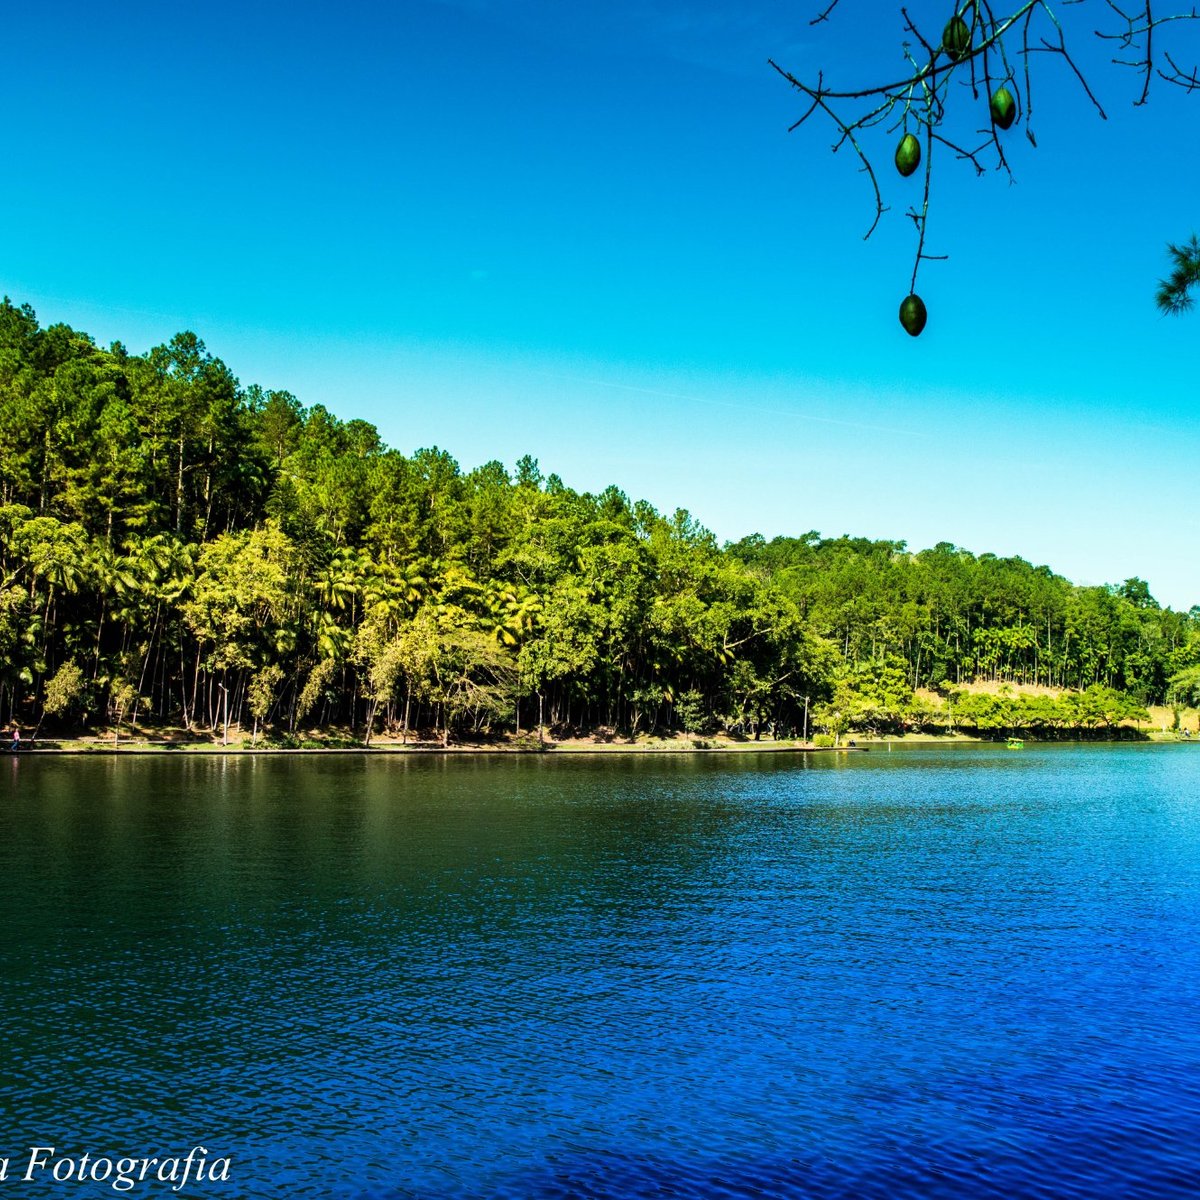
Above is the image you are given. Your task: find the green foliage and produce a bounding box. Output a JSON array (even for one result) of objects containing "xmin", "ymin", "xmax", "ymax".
[
  {"xmin": 675, "ymin": 690, "xmax": 711, "ymax": 736},
  {"xmin": 43, "ymin": 660, "xmax": 87, "ymax": 718},
  {"xmin": 1157, "ymin": 236, "xmax": 1200, "ymax": 316},
  {"xmin": 929, "ymin": 685, "xmax": 1149, "ymax": 736},
  {"xmin": 108, "ymin": 678, "xmax": 138, "ymax": 742},
  {"xmin": 296, "ymin": 659, "xmax": 336, "ymax": 724},
  {"xmin": 248, "ymin": 664, "xmax": 285, "ymax": 723},
  {"xmin": 0, "ymin": 297, "xmax": 1189, "ymax": 744},
  {"xmin": 729, "ymin": 534, "xmax": 1191, "ymax": 703},
  {"xmin": 1169, "ymin": 665, "xmax": 1200, "ymax": 707}
]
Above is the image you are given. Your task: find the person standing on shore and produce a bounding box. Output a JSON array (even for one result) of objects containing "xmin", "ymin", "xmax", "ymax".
[{"xmin": 10, "ymin": 726, "xmax": 19, "ymax": 754}]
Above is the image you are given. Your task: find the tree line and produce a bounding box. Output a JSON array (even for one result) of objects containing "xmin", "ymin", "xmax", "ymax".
[{"xmin": 1, "ymin": 298, "xmax": 1196, "ymax": 744}]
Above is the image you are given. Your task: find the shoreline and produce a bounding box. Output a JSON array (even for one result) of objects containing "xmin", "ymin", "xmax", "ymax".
[
  {"xmin": 8, "ymin": 731, "xmax": 1191, "ymax": 755},
  {"xmin": 6, "ymin": 730, "xmax": 984, "ymax": 755},
  {"xmin": 8, "ymin": 740, "xmax": 870, "ymax": 756}
]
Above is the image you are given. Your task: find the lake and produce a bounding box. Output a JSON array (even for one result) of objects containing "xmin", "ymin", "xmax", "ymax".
[{"xmin": 2, "ymin": 745, "xmax": 1199, "ymax": 1199}]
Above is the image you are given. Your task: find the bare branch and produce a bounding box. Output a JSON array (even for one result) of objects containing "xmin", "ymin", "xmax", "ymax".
[
  {"xmin": 784, "ymin": 3, "xmax": 1043, "ymax": 101},
  {"xmin": 770, "ymin": 60, "xmax": 893, "ymax": 238},
  {"xmin": 909, "ymin": 116, "xmax": 936, "ymax": 293},
  {"xmin": 810, "ymin": 0, "xmax": 842, "ymax": 26},
  {"xmin": 1159, "ymin": 45, "xmax": 1200, "ymax": 86},
  {"xmin": 1029, "ymin": 36, "xmax": 1109, "ymax": 117},
  {"xmin": 774, "ymin": 0, "xmax": 1198, "ymax": 315}
]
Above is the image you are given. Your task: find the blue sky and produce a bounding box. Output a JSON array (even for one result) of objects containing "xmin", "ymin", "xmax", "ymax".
[{"xmin": 3, "ymin": 0, "xmax": 1199, "ymax": 606}]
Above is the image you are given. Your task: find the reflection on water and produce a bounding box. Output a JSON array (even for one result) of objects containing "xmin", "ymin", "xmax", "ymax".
[{"xmin": 2, "ymin": 747, "xmax": 1200, "ymax": 1198}]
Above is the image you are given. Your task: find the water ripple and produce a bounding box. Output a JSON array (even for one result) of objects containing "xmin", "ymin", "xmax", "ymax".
[{"xmin": 1, "ymin": 746, "xmax": 1199, "ymax": 1198}]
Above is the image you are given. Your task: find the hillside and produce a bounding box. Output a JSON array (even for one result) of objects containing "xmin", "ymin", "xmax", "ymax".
[{"xmin": 1, "ymin": 298, "xmax": 1197, "ymax": 743}]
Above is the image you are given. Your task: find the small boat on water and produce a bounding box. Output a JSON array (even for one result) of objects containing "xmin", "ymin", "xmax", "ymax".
[{"xmin": 1006, "ymin": 737, "xmax": 1025, "ymax": 749}]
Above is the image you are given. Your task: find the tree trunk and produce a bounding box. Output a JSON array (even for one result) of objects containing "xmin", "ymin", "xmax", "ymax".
[{"xmin": 176, "ymin": 433, "xmax": 186, "ymax": 533}]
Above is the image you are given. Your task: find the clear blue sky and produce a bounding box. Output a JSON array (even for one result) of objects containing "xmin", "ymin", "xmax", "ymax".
[{"xmin": 4, "ymin": 0, "xmax": 1198, "ymax": 606}]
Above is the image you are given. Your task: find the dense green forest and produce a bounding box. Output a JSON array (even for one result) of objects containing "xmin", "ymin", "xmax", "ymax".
[{"xmin": 1, "ymin": 298, "xmax": 1197, "ymax": 744}]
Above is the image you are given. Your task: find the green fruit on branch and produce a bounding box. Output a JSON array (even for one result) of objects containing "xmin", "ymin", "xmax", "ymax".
[
  {"xmin": 895, "ymin": 133, "xmax": 921, "ymax": 177},
  {"xmin": 899, "ymin": 294, "xmax": 928, "ymax": 337},
  {"xmin": 942, "ymin": 14, "xmax": 972, "ymax": 62},
  {"xmin": 989, "ymin": 86, "xmax": 1016, "ymax": 130}
]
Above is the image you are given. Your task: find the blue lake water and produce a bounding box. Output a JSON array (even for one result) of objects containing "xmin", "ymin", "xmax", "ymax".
[{"xmin": 2, "ymin": 745, "xmax": 1199, "ymax": 1198}]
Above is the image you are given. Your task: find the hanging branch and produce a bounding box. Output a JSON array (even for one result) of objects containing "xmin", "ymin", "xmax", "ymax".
[
  {"xmin": 1097, "ymin": 2, "xmax": 1200, "ymax": 98},
  {"xmin": 1159, "ymin": 46, "xmax": 1200, "ymax": 87},
  {"xmin": 773, "ymin": 0, "xmax": 1200, "ymax": 332}
]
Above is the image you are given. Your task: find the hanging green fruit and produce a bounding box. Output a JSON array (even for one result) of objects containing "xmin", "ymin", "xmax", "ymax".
[
  {"xmin": 895, "ymin": 133, "xmax": 921, "ymax": 177},
  {"xmin": 899, "ymin": 294, "xmax": 928, "ymax": 337},
  {"xmin": 942, "ymin": 14, "xmax": 972, "ymax": 62},
  {"xmin": 989, "ymin": 86, "xmax": 1016, "ymax": 130}
]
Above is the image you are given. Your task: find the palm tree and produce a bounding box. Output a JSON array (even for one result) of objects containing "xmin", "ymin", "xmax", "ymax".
[{"xmin": 483, "ymin": 584, "xmax": 542, "ymax": 648}]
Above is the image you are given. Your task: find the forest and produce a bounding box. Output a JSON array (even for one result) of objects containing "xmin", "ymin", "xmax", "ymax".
[{"xmin": 1, "ymin": 298, "xmax": 1196, "ymax": 744}]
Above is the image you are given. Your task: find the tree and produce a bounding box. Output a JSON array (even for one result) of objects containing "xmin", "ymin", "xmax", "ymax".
[
  {"xmin": 182, "ymin": 524, "xmax": 298, "ymax": 735},
  {"xmin": 1169, "ymin": 664, "xmax": 1200, "ymax": 705},
  {"xmin": 675, "ymin": 689, "xmax": 712, "ymax": 736},
  {"xmin": 353, "ymin": 606, "xmax": 408, "ymax": 745},
  {"xmin": 1157, "ymin": 235, "xmax": 1200, "ymax": 314},
  {"xmin": 1118, "ymin": 577, "xmax": 1157, "ymax": 608},
  {"xmin": 108, "ymin": 678, "xmax": 138, "ymax": 745},
  {"xmin": 42, "ymin": 659, "xmax": 87, "ymax": 722},
  {"xmin": 774, "ymin": 1, "xmax": 1199, "ymax": 329},
  {"xmin": 247, "ymin": 663, "xmax": 284, "ymax": 746}
]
